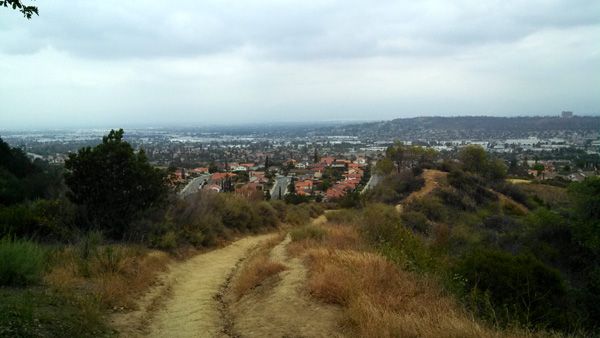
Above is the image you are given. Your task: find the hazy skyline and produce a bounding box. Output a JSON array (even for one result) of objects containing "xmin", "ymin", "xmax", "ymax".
[{"xmin": 1, "ymin": 0, "xmax": 599, "ymax": 129}]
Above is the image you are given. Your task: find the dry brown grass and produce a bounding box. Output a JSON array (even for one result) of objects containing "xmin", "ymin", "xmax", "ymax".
[
  {"xmin": 233, "ymin": 255, "xmax": 287, "ymax": 299},
  {"xmin": 287, "ymin": 223, "xmax": 365, "ymax": 257},
  {"xmin": 289, "ymin": 222, "xmax": 507, "ymax": 338},
  {"xmin": 232, "ymin": 233, "xmax": 287, "ymax": 299},
  {"xmin": 45, "ymin": 245, "xmax": 171, "ymax": 310},
  {"xmin": 305, "ymin": 248, "xmax": 498, "ymax": 337}
]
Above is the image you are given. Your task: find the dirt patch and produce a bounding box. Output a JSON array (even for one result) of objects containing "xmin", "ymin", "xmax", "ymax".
[
  {"xmin": 110, "ymin": 234, "xmax": 274, "ymax": 338},
  {"xmin": 407, "ymin": 169, "xmax": 448, "ymax": 203}
]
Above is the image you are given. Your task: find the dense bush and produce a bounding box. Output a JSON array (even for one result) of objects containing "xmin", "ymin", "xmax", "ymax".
[
  {"xmin": 0, "ymin": 199, "xmax": 77, "ymax": 241},
  {"xmin": 0, "ymin": 138, "xmax": 65, "ymax": 206},
  {"xmin": 360, "ymin": 204, "xmax": 434, "ymax": 271},
  {"xmin": 367, "ymin": 170, "xmax": 424, "ymax": 204},
  {"xmin": 491, "ymin": 182, "xmax": 532, "ymax": 208},
  {"xmin": 455, "ymin": 249, "xmax": 569, "ymax": 329},
  {"xmin": 269, "ymin": 200, "xmax": 288, "ymax": 222},
  {"xmin": 447, "ymin": 169, "xmax": 497, "ymax": 205},
  {"xmin": 0, "ymin": 237, "xmax": 46, "ymax": 287},
  {"xmin": 158, "ymin": 192, "xmax": 282, "ymax": 248},
  {"xmin": 401, "ymin": 211, "xmax": 431, "ymax": 235},
  {"xmin": 404, "ymin": 197, "xmax": 446, "ymax": 222},
  {"xmin": 458, "ymin": 145, "xmax": 507, "ymax": 181},
  {"xmin": 337, "ymin": 191, "xmax": 362, "ymax": 208},
  {"xmin": 285, "ymin": 204, "xmax": 311, "ymax": 225},
  {"xmin": 436, "ymin": 186, "xmax": 477, "ymax": 211}
]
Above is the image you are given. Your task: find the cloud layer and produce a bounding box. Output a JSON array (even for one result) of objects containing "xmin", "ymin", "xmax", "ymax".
[{"xmin": 1, "ymin": 0, "xmax": 599, "ymax": 128}]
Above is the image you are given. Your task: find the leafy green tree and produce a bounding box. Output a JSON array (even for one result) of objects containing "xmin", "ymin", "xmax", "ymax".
[
  {"xmin": 459, "ymin": 145, "xmax": 488, "ymax": 174},
  {"xmin": 569, "ymin": 177, "xmax": 600, "ymax": 253},
  {"xmin": 486, "ymin": 158, "xmax": 508, "ymax": 181},
  {"xmin": 0, "ymin": 138, "xmax": 63, "ymax": 205},
  {"xmin": 386, "ymin": 142, "xmax": 404, "ymax": 173},
  {"xmin": 1, "ymin": 0, "xmax": 38, "ymax": 19},
  {"xmin": 375, "ymin": 158, "xmax": 394, "ymax": 175},
  {"xmin": 64, "ymin": 129, "xmax": 168, "ymax": 238},
  {"xmin": 532, "ymin": 163, "xmax": 545, "ymax": 178}
]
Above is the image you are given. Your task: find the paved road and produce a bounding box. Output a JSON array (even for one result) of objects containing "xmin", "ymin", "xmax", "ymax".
[
  {"xmin": 361, "ymin": 173, "xmax": 382, "ymax": 194},
  {"xmin": 179, "ymin": 174, "xmax": 211, "ymax": 198},
  {"xmin": 270, "ymin": 176, "xmax": 291, "ymax": 200}
]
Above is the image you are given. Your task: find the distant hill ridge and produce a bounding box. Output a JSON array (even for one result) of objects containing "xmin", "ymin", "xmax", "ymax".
[{"xmin": 318, "ymin": 115, "xmax": 600, "ymax": 140}]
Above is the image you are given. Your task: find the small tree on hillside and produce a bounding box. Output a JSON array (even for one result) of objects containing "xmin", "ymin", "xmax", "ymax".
[
  {"xmin": 64, "ymin": 129, "xmax": 168, "ymax": 238},
  {"xmin": 459, "ymin": 145, "xmax": 488, "ymax": 174}
]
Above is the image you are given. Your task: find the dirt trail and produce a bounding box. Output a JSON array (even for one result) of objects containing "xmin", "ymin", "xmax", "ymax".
[
  {"xmin": 111, "ymin": 234, "xmax": 273, "ymax": 338},
  {"xmin": 396, "ymin": 169, "xmax": 447, "ymax": 212},
  {"xmin": 230, "ymin": 226, "xmax": 344, "ymax": 337}
]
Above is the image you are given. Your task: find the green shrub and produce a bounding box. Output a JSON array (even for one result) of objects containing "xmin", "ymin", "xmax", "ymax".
[
  {"xmin": 0, "ymin": 199, "xmax": 77, "ymax": 242},
  {"xmin": 185, "ymin": 230, "xmax": 206, "ymax": 247},
  {"xmin": 401, "ymin": 211, "xmax": 431, "ymax": 234},
  {"xmin": 222, "ymin": 197, "xmax": 257, "ymax": 231},
  {"xmin": 157, "ymin": 231, "xmax": 178, "ymax": 250},
  {"xmin": 436, "ymin": 186, "xmax": 477, "ymax": 211},
  {"xmin": 95, "ymin": 246, "xmax": 125, "ymax": 274},
  {"xmin": 285, "ymin": 205, "xmax": 311, "ymax": 225},
  {"xmin": 0, "ymin": 288, "xmax": 109, "ymax": 337},
  {"xmin": 0, "ymin": 237, "xmax": 45, "ymax": 287},
  {"xmin": 290, "ymin": 224, "xmax": 326, "ymax": 242},
  {"xmin": 269, "ymin": 200, "xmax": 288, "ymax": 222},
  {"xmin": 447, "ymin": 169, "xmax": 497, "ymax": 205},
  {"xmin": 366, "ymin": 170, "xmax": 424, "ymax": 204},
  {"xmin": 491, "ymin": 182, "xmax": 531, "ymax": 208},
  {"xmin": 306, "ymin": 203, "xmax": 324, "ymax": 218},
  {"xmin": 77, "ymin": 231, "xmax": 103, "ymax": 277},
  {"xmin": 255, "ymin": 202, "xmax": 279, "ymax": 229},
  {"xmin": 455, "ymin": 249, "xmax": 569, "ymax": 329},
  {"xmin": 360, "ymin": 204, "xmax": 434, "ymax": 271},
  {"xmin": 405, "ymin": 196, "xmax": 447, "ymax": 222}
]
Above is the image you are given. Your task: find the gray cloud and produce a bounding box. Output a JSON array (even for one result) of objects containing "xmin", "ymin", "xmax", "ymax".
[
  {"xmin": 1, "ymin": 0, "xmax": 598, "ymax": 60},
  {"xmin": 0, "ymin": 0, "xmax": 598, "ymax": 128}
]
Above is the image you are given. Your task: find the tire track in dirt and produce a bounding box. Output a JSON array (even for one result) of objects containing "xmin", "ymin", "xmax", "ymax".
[
  {"xmin": 230, "ymin": 222, "xmax": 344, "ymax": 338},
  {"xmin": 112, "ymin": 234, "xmax": 274, "ymax": 338}
]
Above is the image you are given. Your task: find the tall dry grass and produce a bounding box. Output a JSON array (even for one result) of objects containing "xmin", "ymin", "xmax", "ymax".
[
  {"xmin": 233, "ymin": 255, "xmax": 287, "ymax": 299},
  {"xmin": 232, "ymin": 233, "xmax": 287, "ymax": 299},
  {"xmin": 45, "ymin": 245, "xmax": 170, "ymax": 310},
  {"xmin": 306, "ymin": 248, "xmax": 497, "ymax": 337},
  {"xmin": 289, "ymin": 222, "xmax": 506, "ymax": 338}
]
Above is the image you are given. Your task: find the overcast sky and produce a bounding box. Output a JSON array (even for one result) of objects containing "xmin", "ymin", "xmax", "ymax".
[{"xmin": 1, "ymin": 0, "xmax": 599, "ymax": 129}]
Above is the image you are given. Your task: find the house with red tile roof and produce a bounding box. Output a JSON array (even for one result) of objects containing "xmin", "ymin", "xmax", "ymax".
[
  {"xmin": 211, "ymin": 172, "xmax": 236, "ymax": 183},
  {"xmin": 295, "ymin": 179, "xmax": 314, "ymax": 196},
  {"xmin": 325, "ymin": 185, "xmax": 349, "ymax": 200},
  {"xmin": 192, "ymin": 167, "xmax": 209, "ymax": 174},
  {"xmin": 320, "ymin": 156, "xmax": 335, "ymax": 166}
]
